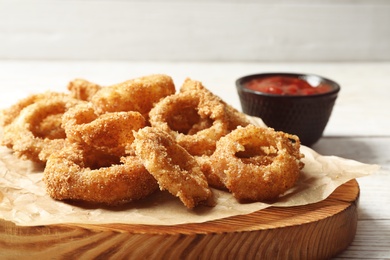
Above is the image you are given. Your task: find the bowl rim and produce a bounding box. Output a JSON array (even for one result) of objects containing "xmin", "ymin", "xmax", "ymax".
[{"xmin": 236, "ymin": 72, "xmax": 341, "ymax": 98}]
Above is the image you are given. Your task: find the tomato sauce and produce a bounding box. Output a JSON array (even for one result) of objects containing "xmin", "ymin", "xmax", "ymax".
[{"xmin": 244, "ymin": 76, "xmax": 333, "ymax": 95}]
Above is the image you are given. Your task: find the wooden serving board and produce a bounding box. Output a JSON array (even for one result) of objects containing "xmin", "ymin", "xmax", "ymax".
[{"xmin": 0, "ymin": 179, "xmax": 359, "ymax": 260}]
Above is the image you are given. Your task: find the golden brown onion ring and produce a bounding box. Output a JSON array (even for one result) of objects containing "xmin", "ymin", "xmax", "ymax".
[
  {"xmin": 1, "ymin": 95, "xmax": 82, "ymax": 163},
  {"xmin": 43, "ymin": 143, "xmax": 158, "ymax": 205},
  {"xmin": 180, "ymin": 78, "xmax": 250, "ymax": 131},
  {"xmin": 0, "ymin": 92, "xmax": 69, "ymax": 127},
  {"xmin": 149, "ymin": 86, "xmax": 229, "ymax": 156},
  {"xmin": 133, "ymin": 127, "xmax": 214, "ymax": 208},
  {"xmin": 209, "ymin": 124, "xmax": 304, "ymax": 202},
  {"xmin": 91, "ymin": 74, "xmax": 175, "ymax": 119},
  {"xmin": 62, "ymin": 103, "xmax": 146, "ymax": 156}
]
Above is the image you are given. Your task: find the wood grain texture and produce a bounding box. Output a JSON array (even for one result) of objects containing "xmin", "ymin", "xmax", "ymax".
[{"xmin": 0, "ymin": 179, "xmax": 359, "ymax": 260}]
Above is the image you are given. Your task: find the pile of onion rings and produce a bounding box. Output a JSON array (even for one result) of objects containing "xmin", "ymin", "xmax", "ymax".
[{"xmin": 0, "ymin": 74, "xmax": 304, "ymax": 208}]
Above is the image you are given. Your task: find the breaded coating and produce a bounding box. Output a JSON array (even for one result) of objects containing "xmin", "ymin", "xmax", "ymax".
[{"xmin": 133, "ymin": 127, "xmax": 214, "ymax": 208}]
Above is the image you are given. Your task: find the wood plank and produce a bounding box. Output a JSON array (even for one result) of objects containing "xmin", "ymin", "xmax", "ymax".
[{"xmin": 334, "ymin": 220, "xmax": 390, "ymax": 259}]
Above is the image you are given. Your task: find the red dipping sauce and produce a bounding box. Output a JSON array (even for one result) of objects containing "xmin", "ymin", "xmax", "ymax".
[{"xmin": 244, "ymin": 76, "xmax": 333, "ymax": 95}]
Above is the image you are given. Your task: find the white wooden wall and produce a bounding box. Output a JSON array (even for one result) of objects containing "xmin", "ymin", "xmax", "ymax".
[{"xmin": 1, "ymin": 0, "xmax": 389, "ymax": 62}]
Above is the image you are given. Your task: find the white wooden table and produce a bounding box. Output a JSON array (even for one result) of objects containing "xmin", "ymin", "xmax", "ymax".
[{"xmin": 0, "ymin": 61, "xmax": 389, "ymax": 259}]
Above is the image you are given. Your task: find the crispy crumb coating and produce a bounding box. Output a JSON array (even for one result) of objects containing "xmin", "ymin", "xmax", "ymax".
[
  {"xmin": 133, "ymin": 127, "xmax": 214, "ymax": 208},
  {"xmin": 91, "ymin": 74, "xmax": 176, "ymax": 120},
  {"xmin": 67, "ymin": 78, "xmax": 102, "ymax": 101},
  {"xmin": 210, "ymin": 124, "xmax": 304, "ymax": 202},
  {"xmin": 43, "ymin": 143, "xmax": 158, "ymax": 205},
  {"xmin": 62, "ymin": 103, "xmax": 146, "ymax": 156}
]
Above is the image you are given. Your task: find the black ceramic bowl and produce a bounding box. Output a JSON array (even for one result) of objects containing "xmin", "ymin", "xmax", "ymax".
[{"xmin": 236, "ymin": 73, "xmax": 340, "ymax": 146}]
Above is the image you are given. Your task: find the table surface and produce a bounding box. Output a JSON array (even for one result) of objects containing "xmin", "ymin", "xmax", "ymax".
[{"xmin": 0, "ymin": 61, "xmax": 389, "ymax": 259}]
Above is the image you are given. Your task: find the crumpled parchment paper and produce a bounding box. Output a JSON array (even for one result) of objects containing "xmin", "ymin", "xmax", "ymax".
[{"xmin": 0, "ymin": 117, "xmax": 380, "ymax": 226}]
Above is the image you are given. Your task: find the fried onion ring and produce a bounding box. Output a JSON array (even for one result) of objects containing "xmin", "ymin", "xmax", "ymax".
[
  {"xmin": 209, "ymin": 124, "xmax": 304, "ymax": 202},
  {"xmin": 133, "ymin": 127, "xmax": 214, "ymax": 208},
  {"xmin": 62, "ymin": 103, "xmax": 146, "ymax": 156},
  {"xmin": 0, "ymin": 92, "xmax": 69, "ymax": 127},
  {"xmin": 149, "ymin": 86, "xmax": 229, "ymax": 156},
  {"xmin": 91, "ymin": 74, "xmax": 175, "ymax": 119},
  {"xmin": 180, "ymin": 78, "xmax": 250, "ymax": 131},
  {"xmin": 43, "ymin": 143, "xmax": 158, "ymax": 205},
  {"xmin": 67, "ymin": 78, "xmax": 102, "ymax": 101},
  {"xmin": 1, "ymin": 95, "xmax": 82, "ymax": 163}
]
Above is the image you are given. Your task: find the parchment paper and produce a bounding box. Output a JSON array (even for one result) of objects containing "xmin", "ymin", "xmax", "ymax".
[{"xmin": 0, "ymin": 117, "xmax": 380, "ymax": 226}]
